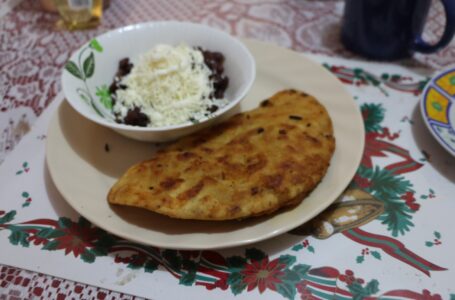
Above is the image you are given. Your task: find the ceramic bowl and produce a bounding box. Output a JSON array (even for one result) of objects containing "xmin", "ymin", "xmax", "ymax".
[
  {"xmin": 61, "ymin": 21, "xmax": 256, "ymax": 142},
  {"xmin": 420, "ymin": 66, "xmax": 455, "ymax": 156}
]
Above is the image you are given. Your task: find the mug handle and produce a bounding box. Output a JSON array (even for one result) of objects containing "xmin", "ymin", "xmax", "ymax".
[{"xmin": 413, "ymin": 0, "xmax": 455, "ymax": 54}]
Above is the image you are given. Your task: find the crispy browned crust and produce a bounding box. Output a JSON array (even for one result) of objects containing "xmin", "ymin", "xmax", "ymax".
[{"xmin": 108, "ymin": 89, "xmax": 336, "ymax": 220}]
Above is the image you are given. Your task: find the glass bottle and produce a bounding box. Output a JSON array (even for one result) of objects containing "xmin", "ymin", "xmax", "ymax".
[{"xmin": 54, "ymin": 0, "xmax": 103, "ymax": 30}]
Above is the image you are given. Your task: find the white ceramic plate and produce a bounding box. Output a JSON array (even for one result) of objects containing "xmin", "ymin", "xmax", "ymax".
[
  {"xmin": 420, "ymin": 67, "xmax": 455, "ymax": 156},
  {"xmin": 46, "ymin": 39, "xmax": 364, "ymax": 250}
]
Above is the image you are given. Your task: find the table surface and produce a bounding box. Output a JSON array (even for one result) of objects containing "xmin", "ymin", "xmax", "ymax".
[{"xmin": 1, "ymin": 0, "xmax": 455, "ymax": 299}]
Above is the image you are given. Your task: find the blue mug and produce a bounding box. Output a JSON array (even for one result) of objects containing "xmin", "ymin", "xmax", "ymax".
[{"xmin": 341, "ymin": 0, "xmax": 455, "ymax": 60}]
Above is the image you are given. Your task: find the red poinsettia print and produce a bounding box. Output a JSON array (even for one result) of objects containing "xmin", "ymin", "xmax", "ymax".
[
  {"xmin": 241, "ymin": 258, "xmax": 286, "ymax": 293},
  {"xmin": 54, "ymin": 223, "xmax": 99, "ymax": 257}
]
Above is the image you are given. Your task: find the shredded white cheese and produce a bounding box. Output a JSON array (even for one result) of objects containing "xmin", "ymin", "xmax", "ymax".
[{"xmin": 113, "ymin": 44, "xmax": 227, "ymax": 127}]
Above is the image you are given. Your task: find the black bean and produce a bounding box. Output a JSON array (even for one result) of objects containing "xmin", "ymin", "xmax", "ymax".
[
  {"xmin": 201, "ymin": 49, "xmax": 229, "ymax": 99},
  {"xmin": 207, "ymin": 105, "xmax": 219, "ymax": 113},
  {"xmin": 116, "ymin": 58, "xmax": 133, "ymax": 77},
  {"xmin": 109, "ymin": 81, "xmax": 118, "ymax": 95},
  {"xmin": 189, "ymin": 117, "xmax": 199, "ymax": 124},
  {"xmin": 123, "ymin": 107, "xmax": 149, "ymax": 127},
  {"xmin": 110, "ymin": 58, "xmax": 133, "ymax": 110},
  {"xmin": 213, "ymin": 76, "xmax": 229, "ymax": 99}
]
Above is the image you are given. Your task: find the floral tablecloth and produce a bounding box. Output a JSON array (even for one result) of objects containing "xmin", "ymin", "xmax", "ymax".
[
  {"xmin": 1, "ymin": 0, "xmax": 454, "ymax": 165},
  {"xmin": 1, "ymin": 0, "xmax": 455, "ymax": 299}
]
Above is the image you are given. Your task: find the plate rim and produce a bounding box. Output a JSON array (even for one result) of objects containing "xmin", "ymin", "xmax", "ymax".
[{"xmin": 47, "ymin": 38, "xmax": 365, "ymax": 250}]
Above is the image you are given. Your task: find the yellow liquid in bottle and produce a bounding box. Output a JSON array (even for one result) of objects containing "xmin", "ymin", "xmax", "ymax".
[{"xmin": 54, "ymin": 0, "xmax": 103, "ymax": 30}]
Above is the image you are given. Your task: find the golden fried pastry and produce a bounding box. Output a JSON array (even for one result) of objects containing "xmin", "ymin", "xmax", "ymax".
[{"xmin": 108, "ymin": 89, "xmax": 335, "ymax": 220}]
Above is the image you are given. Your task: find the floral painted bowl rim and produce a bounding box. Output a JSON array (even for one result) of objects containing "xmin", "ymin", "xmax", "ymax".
[{"xmin": 420, "ymin": 67, "xmax": 455, "ymax": 156}]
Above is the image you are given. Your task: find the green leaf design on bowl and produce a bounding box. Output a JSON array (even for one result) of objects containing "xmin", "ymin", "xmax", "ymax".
[
  {"xmin": 65, "ymin": 40, "xmax": 113, "ymax": 119},
  {"xmin": 65, "ymin": 61, "xmax": 83, "ymax": 80},
  {"xmin": 83, "ymin": 52, "xmax": 95, "ymax": 79},
  {"xmin": 96, "ymin": 85, "xmax": 113, "ymax": 110},
  {"xmin": 89, "ymin": 39, "xmax": 103, "ymax": 53}
]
